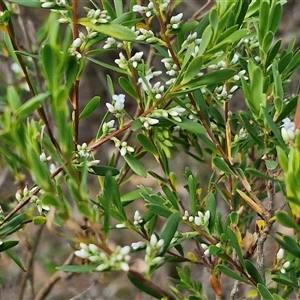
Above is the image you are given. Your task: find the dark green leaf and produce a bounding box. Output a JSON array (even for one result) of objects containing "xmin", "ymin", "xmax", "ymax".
[
  {"xmin": 119, "ymin": 77, "xmax": 138, "ymax": 99},
  {"xmin": 188, "ymin": 175, "xmax": 197, "ymax": 215},
  {"xmin": 0, "ymin": 240, "xmax": 19, "ymax": 252},
  {"xmin": 217, "ymin": 265, "xmax": 250, "ymax": 284},
  {"xmin": 275, "ymin": 235, "xmax": 300, "ymax": 257},
  {"xmin": 0, "ymin": 214, "xmax": 27, "ymax": 236},
  {"xmin": 121, "ymin": 187, "xmax": 152, "ymax": 204},
  {"xmin": 87, "ymin": 165, "xmax": 119, "ymax": 176},
  {"xmin": 257, "ymin": 283, "xmax": 275, "ymax": 300},
  {"xmin": 79, "ymin": 96, "xmax": 101, "ymax": 120},
  {"xmin": 145, "ymin": 204, "xmax": 172, "ymax": 218},
  {"xmin": 160, "ymin": 212, "xmax": 181, "ymax": 254},
  {"xmin": 124, "ymin": 154, "xmax": 147, "ymax": 178},
  {"xmin": 276, "ymin": 211, "xmax": 300, "ymax": 233},
  {"xmin": 226, "ymin": 227, "xmax": 245, "ymax": 269},
  {"xmin": 137, "ymin": 133, "xmax": 158, "ymax": 156},
  {"xmin": 181, "ymin": 56, "xmax": 203, "ymax": 85},
  {"xmin": 245, "ymin": 260, "xmax": 264, "ymax": 284},
  {"xmin": 127, "ymin": 273, "xmax": 163, "ymax": 299},
  {"xmin": 213, "ymin": 157, "xmax": 235, "ymax": 175}
]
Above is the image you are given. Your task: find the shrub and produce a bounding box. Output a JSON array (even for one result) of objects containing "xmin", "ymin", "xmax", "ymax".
[{"xmin": 1, "ymin": 0, "xmax": 300, "ymax": 299}]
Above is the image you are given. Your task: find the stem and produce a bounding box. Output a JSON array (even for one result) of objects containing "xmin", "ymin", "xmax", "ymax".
[{"xmin": 71, "ymin": 0, "xmax": 80, "ymax": 146}]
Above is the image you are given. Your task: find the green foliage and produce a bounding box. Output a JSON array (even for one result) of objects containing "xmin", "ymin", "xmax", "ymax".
[{"xmin": 0, "ymin": 0, "xmax": 300, "ymax": 299}]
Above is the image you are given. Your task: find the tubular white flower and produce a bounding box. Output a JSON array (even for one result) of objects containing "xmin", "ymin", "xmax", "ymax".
[
  {"xmin": 281, "ymin": 117, "xmax": 296, "ymax": 142},
  {"xmin": 72, "ymin": 37, "xmax": 82, "ymax": 48},
  {"xmin": 277, "ymin": 248, "xmax": 284, "ymax": 261}
]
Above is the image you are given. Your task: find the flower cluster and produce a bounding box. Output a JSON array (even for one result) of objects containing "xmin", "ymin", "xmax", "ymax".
[
  {"xmin": 145, "ymin": 234, "xmax": 164, "ymax": 267},
  {"xmin": 133, "ymin": 0, "xmax": 170, "ymax": 18},
  {"xmin": 214, "ymin": 85, "xmax": 238, "ymax": 101},
  {"xmin": 112, "ymin": 138, "xmax": 134, "ymax": 156},
  {"xmin": 75, "ymin": 143, "xmax": 100, "ymax": 167},
  {"xmin": 136, "ymin": 28, "xmax": 160, "ymax": 44},
  {"xmin": 180, "ymin": 32, "xmax": 201, "ymax": 58},
  {"xmin": 16, "ymin": 186, "xmax": 50, "ymax": 214},
  {"xmin": 139, "ymin": 116, "xmax": 159, "ymax": 130},
  {"xmin": 152, "ymin": 106, "xmax": 186, "ymax": 122},
  {"xmin": 86, "ymin": 8, "xmax": 111, "ymax": 25},
  {"xmin": 103, "ymin": 37, "xmax": 123, "ymax": 50},
  {"xmin": 276, "ymin": 249, "xmax": 292, "ymax": 274},
  {"xmin": 182, "ymin": 210, "xmax": 210, "ymax": 227},
  {"xmin": 75, "ymin": 243, "xmax": 131, "ymax": 272},
  {"xmin": 106, "ymin": 94, "xmax": 125, "ymax": 117},
  {"xmin": 161, "ymin": 55, "xmax": 179, "ymax": 85},
  {"xmin": 168, "ymin": 13, "xmax": 183, "ymax": 30},
  {"xmin": 40, "ymin": 0, "xmax": 67, "ymax": 9},
  {"xmin": 133, "ymin": 210, "xmax": 143, "ymax": 226},
  {"xmin": 201, "ymin": 242, "xmax": 221, "ymax": 257},
  {"xmin": 281, "ymin": 117, "xmax": 296, "ymax": 142},
  {"xmin": 101, "ymin": 120, "xmax": 116, "ymax": 137}
]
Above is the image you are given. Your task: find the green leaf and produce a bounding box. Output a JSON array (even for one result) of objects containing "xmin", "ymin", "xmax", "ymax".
[
  {"xmin": 276, "ymin": 211, "xmax": 300, "ymax": 233},
  {"xmin": 41, "ymin": 44, "xmax": 58, "ymax": 91},
  {"xmin": 79, "ymin": 20, "xmax": 136, "ymax": 41},
  {"xmin": 192, "ymin": 89, "xmax": 210, "ymax": 126},
  {"xmin": 104, "ymin": 171, "xmax": 125, "ymax": 217},
  {"xmin": 245, "ymin": 260, "xmax": 264, "ymax": 284},
  {"xmin": 121, "ymin": 187, "xmax": 152, "ymax": 205},
  {"xmin": 137, "ymin": 133, "xmax": 158, "ymax": 156},
  {"xmin": 57, "ymin": 265, "xmax": 98, "ymax": 273},
  {"xmin": 41, "ymin": 193, "xmax": 61, "ymax": 208},
  {"xmin": 168, "ymin": 118, "xmax": 205, "ymax": 135},
  {"xmin": 276, "ymin": 147, "xmax": 289, "ymax": 173},
  {"xmin": 262, "ymin": 107, "xmax": 286, "ymax": 149},
  {"xmin": 6, "ymin": 248, "xmax": 26, "ymax": 271},
  {"xmin": 7, "ymin": 85, "xmax": 22, "ymax": 111},
  {"xmin": 119, "ymin": 77, "xmax": 138, "ymax": 99},
  {"xmin": 257, "ymin": 283, "xmax": 275, "ymax": 300},
  {"xmin": 146, "ymin": 204, "xmax": 172, "ymax": 218},
  {"xmin": 160, "ymin": 212, "xmax": 181, "ymax": 254},
  {"xmin": 226, "ymin": 227, "xmax": 245, "ymax": 269},
  {"xmin": 217, "ymin": 265, "xmax": 250, "ymax": 284},
  {"xmin": 78, "ymin": 202, "xmax": 94, "ymax": 220},
  {"xmin": 0, "ymin": 214, "xmax": 27, "ymax": 236},
  {"xmin": 127, "ymin": 273, "xmax": 163, "ymax": 299},
  {"xmin": 86, "ymin": 165, "xmax": 119, "ymax": 176},
  {"xmin": 123, "ymin": 154, "xmax": 147, "ymax": 178},
  {"xmin": 213, "ymin": 157, "xmax": 235, "ymax": 175},
  {"xmin": 8, "ymin": 0, "xmax": 41, "ymax": 8},
  {"xmin": 181, "ymin": 55, "xmax": 203, "ymax": 85},
  {"xmin": 0, "ymin": 240, "xmax": 19, "ymax": 252},
  {"xmin": 33, "ymin": 216, "xmax": 47, "ymax": 225},
  {"xmin": 16, "ymin": 92, "xmax": 49, "ymax": 120},
  {"xmin": 79, "ymin": 96, "xmax": 101, "ymax": 120},
  {"xmin": 245, "ymin": 168, "xmax": 279, "ymax": 181},
  {"xmin": 275, "ymin": 234, "xmax": 300, "ymax": 257}
]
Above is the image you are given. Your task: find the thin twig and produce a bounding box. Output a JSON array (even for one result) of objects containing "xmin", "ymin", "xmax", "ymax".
[{"xmin": 18, "ymin": 226, "xmax": 44, "ymax": 300}]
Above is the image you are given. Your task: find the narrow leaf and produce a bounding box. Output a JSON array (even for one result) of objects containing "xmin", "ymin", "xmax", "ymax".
[
  {"xmin": 79, "ymin": 96, "xmax": 101, "ymax": 120},
  {"xmin": 123, "ymin": 154, "xmax": 147, "ymax": 177}
]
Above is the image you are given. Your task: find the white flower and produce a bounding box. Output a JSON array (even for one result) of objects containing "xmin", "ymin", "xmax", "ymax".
[
  {"xmin": 129, "ymin": 52, "xmax": 143, "ymax": 68},
  {"xmin": 115, "ymin": 52, "xmax": 128, "ymax": 69},
  {"xmin": 140, "ymin": 116, "xmax": 159, "ymax": 129},
  {"xmin": 281, "ymin": 117, "xmax": 296, "ymax": 142},
  {"xmin": 277, "ymin": 248, "xmax": 284, "ymax": 261},
  {"xmin": 133, "ymin": 210, "xmax": 143, "ymax": 226},
  {"xmin": 106, "ymin": 94, "xmax": 125, "ymax": 117},
  {"xmin": 170, "ymin": 13, "xmax": 183, "ymax": 29},
  {"xmin": 72, "ymin": 37, "xmax": 82, "ymax": 48},
  {"xmin": 74, "ymin": 248, "xmax": 90, "ymax": 259},
  {"xmin": 113, "ymin": 139, "xmax": 134, "ymax": 156},
  {"xmin": 131, "ymin": 241, "xmax": 145, "ymax": 250}
]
